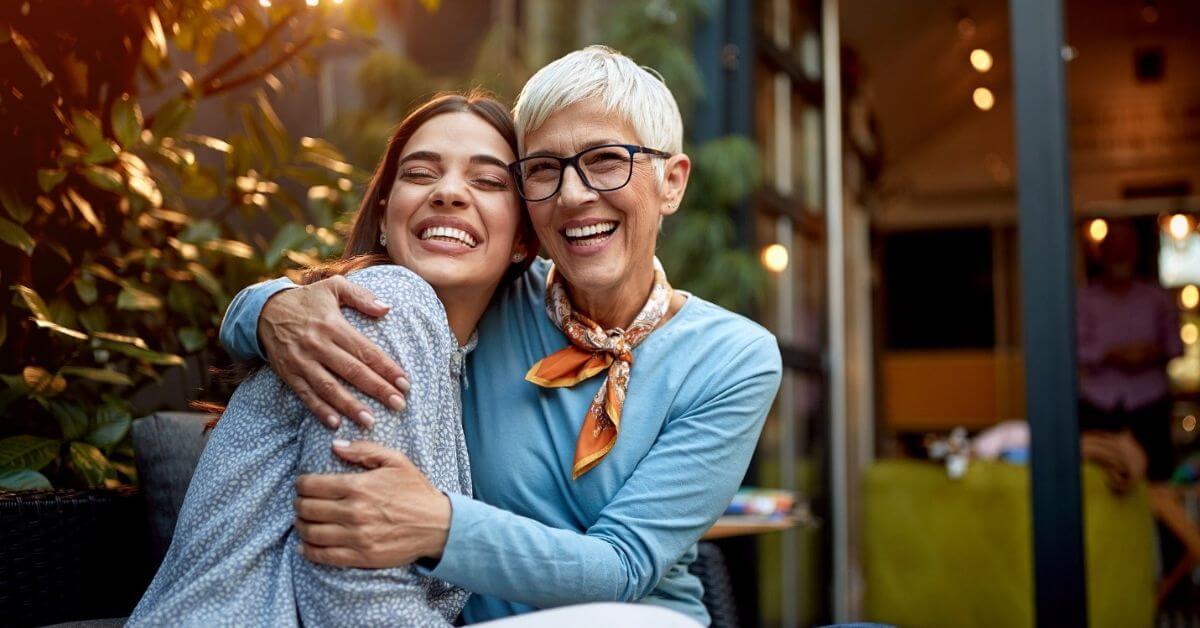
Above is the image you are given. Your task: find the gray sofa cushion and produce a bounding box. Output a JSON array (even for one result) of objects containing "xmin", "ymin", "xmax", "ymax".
[{"xmin": 131, "ymin": 412, "xmax": 212, "ymax": 566}]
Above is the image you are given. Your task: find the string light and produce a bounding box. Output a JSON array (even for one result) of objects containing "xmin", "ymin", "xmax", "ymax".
[
  {"xmin": 1087, "ymin": 218, "xmax": 1108, "ymax": 243},
  {"xmin": 973, "ymin": 87, "xmax": 995, "ymax": 111},
  {"xmin": 1183, "ymin": 285, "xmax": 1199, "ymax": 309},
  {"xmin": 970, "ymin": 49, "xmax": 993, "ymax": 73},
  {"xmin": 761, "ymin": 244, "xmax": 789, "ymax": 273}
]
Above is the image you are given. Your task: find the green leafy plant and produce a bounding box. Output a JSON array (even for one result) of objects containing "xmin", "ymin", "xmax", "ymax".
[{"xmin": 0, "ymin": 0, "xmax": 378, "ymax": 490}]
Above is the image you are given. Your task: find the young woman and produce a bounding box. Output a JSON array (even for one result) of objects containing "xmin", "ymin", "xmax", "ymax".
[{"xmin": 128, "ymin": 92, "xmax": 536, "ymax": 627}]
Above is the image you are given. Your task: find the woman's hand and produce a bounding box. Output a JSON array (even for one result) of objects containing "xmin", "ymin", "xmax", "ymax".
[
  {"xmin": 293, "ymin": 441, "xmax": 452, "ymax": 568},
  {"xmin": 260, "ymin": 276, "xmax": 410, "ymax": 428}
]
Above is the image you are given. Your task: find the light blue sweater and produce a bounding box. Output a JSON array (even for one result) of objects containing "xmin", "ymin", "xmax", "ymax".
[{"xmin": 220, "ymin": 258, "xmax": 782, "ymax": 625}]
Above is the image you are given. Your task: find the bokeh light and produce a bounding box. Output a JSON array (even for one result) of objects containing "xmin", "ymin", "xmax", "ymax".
[
  {"xmin": 1183, "ymin": 285, "xmax": 1200, "ymax": 309},
  {"xmin": 1087, "ymin": 218, "xmax": 1108, "ymax": 243},
  {"xmin": 970, "ymin": 49, "xmax": 993, "ymax": 72},
  {"xmin": 1183, "ymin": 323, "xmax": 1199, "ymax": 346},
  {"xmin": 973, "ymin": 87, "xmax": 995, "ymax": 111},
  {"xmin": 761, "ymin": 244, "xmax": 789, "ymax": 273}
]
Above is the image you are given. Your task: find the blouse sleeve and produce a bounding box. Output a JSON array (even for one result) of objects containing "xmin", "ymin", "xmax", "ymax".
[{"xmin": 429, "ymin": 335, "xmax": 782, "ymax": 608}]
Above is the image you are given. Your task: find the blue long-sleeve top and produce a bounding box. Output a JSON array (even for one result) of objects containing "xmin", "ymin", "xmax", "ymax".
[{"xmin": 220, "ymin": 258, "xmax": 782, "ymax": 625}]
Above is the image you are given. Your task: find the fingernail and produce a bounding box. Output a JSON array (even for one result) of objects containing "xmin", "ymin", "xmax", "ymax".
[
  {"xmin": 388, "ymin": 395, "xmax": 406, "ymax": 412},
  {"xmin": 374, "ymin": 299, "xmax": 391, "ymax": 309},
  {"xmin": 395, "ymin": 377, "xmax": 411, "ymax": 393},
  {"xmin": 332, "ymin": 438, "xmax": 351, "ymax": 449},
  {"xmin": 358, "ymin": 411, "xmax": 375, "ymax": 428},
  {"xmin": 327, "ymin": 415, "xmax": 340, "ymax": 428}
]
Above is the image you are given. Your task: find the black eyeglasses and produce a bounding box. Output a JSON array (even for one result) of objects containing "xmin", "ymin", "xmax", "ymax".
[{"xmin": 507, "ymin": 144, "xmax": 672, "ymax": 202}]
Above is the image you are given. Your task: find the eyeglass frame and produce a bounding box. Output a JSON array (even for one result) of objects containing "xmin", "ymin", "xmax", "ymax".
[{"xmin": 507, "ymin": 143, "xmax": 673, "ymax": 202}]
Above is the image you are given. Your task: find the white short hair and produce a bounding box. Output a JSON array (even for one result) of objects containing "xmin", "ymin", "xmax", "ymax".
[{"xmin": 513, "ymin": 45, "xmax": 684, "ymax": 167}]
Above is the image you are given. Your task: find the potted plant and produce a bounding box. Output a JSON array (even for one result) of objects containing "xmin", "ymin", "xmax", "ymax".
[{"xmin": 0, "ymin": 0, "xmax": 375, "ymax": 623}]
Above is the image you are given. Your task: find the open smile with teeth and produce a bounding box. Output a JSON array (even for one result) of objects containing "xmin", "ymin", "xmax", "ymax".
[
  {"xmin": 562, "ymin": 221, "xmax": 619, "ymax": 246},
  {"xmin": 419, "ymin": 226, "xmax": 477, "ymax": 248}
]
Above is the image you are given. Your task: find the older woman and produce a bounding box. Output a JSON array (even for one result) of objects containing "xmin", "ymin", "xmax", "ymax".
[{"xmin": 220, "ymin": 46, "xmax": 782, "ymax": 625}]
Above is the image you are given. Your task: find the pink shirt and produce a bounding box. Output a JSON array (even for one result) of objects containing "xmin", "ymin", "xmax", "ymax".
[{"xmin": 1076, "ymin": 280, "xmax": 1183, "ymax": 411}]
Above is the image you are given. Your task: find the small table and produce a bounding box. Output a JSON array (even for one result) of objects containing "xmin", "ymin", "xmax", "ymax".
[{"xmin": 702, "ymin": 515, "xmax": 798, "ymax": 540}]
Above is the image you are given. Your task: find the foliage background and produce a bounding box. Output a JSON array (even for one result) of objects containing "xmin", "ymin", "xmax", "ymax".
[{"xmin": 0, "ymin": 0, "xmax": 763, "ymax": 490}]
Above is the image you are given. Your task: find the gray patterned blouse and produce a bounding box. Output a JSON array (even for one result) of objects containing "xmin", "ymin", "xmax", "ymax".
[{"xmin": 128, "ymin": 265, "xmax": 474, "ymax": 627}]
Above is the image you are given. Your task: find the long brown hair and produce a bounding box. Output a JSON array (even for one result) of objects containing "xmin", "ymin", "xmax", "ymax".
[{"xmin": 200, "ymin": 91, "xmax": 537, "ymax": 429}]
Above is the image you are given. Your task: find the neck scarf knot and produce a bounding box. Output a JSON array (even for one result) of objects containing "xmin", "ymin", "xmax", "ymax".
[{"xmin": 525, "ymin": 263, "xmax": 673, "ymax": 479}]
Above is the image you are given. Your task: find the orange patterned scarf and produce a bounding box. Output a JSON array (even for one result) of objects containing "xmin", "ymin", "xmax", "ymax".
[{"xmin": 525, "ymin": 262, "xmax": 673, "ymax": 479}]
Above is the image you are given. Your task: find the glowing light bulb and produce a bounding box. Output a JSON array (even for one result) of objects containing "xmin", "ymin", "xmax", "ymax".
[
  {"xmin": 1183, "ymin": 323, "xmax": 1199, "ymax": 346},
  {"xmin": 1169, "ymin": 214, "xmax": 1192, "ymax": 240},
  {"xmin": 1183, "ymin": 285, "xmax": 1199, "ymax": 309},
  {"xmin": 761, "ymin": 244, "xmax": 789, "ymax": 273},
  {"xmin": 1185, "ymin": 415, "xmax": 1197, "ymax": 433},
  {"xmin": 973, "ymin": 87, "xmax": 995, "ymax": 111},
  {"xmin": 259, "ymin": 0, "xmax": 271, "ymax": 6},
  {"xmin": 306, "ymin": 0, "xmax": 318, "ymax": 6},
  {"xmin": 1088, "ymin": 218, "xmax": 1108, "ymax": 243},
  {"xmin": 970, "ymin": 49, "xmax": 993, "ymax": 72}
]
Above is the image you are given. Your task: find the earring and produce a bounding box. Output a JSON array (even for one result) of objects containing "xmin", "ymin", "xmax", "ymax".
[
  {"xmin": 379, "ymin": 232, "xmax": 388, "ymax": 247},
  {"xmin": 511, "ymin": 251, "xmax": 525, "ymax": 263}
]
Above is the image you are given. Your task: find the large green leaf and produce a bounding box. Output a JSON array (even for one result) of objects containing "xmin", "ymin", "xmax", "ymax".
[
  {"xmin": 51, "ymin": 401, "xmax": 88, "ymax": 440},
  {"xmin": 179, "ymin": 327, "xmax": 207, "ymax": 352},
  {"xmin": 74, "ymin": 276, "xmax": 98, "ymax": 304},
  {"xmin": 0, "ymin": 187, "xmax": 33, "ymax": 223},
  {"xmin": 0, "ymin": 216, "xmax": 34, "ymax": 255},
  {"xmin": 60, "ymin": 366, "xmax": 133, "ymax": 386},
  {"xmin": 83, "ymin": 166, "xmax": 124, "ymax": 192},
  {"xmin": 71, "ymin": 110, "xmax": 107, "ymax": 152},
  {"xmin": 150, "ymin": 98, "xmax": 195, "ymax": 140},
  {"xmin": 12, "ymin": 284, "xmax": 52, "ymax": 321},
  {"xmin": 37, "ymin": 169, "xmax": 67, "ymax": 194},
  {"xmin": 111, "ymin": 95, "xmax": 144, "ymax": 148},
  {"xmin": 179, "ymin": 219, "xmax": 219, "ymax": 244},
  {"xmin": 0, "ymin": 469, "xmax": 52, "ymax": 490},
  {"xmin": 87, "ymin": 402, "xmax": 132, "ymax": 449},
  {"xmin": 33, "ymin": 318, "xmax": 88, "ymax": 341},
  {"xmin": 117, "ymin": 284, "xmax": 163, "ymax": 311},
  {"xmin": 265, "ymin": 222, "xmax": 310, "ymax": 268},
  {"xmin": 97, "ymin": 339, "xmax": 184, "ymax": 366},
  {"xmin": 0, "ymin": 436, "xmax": 60, "ymax": 471},
  {"xmin": 68, "ymin": 442, "xmax": 112, "ymax": 487}
]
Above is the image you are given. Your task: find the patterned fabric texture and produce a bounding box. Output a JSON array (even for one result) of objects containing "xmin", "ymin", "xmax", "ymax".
[
  {"xmin": 524, "ymin": 261, "xmax": 672, "ymax": 479},
  {"xmin": 128, "ymin": 265, "xmax": 474, "ymax": 627}
]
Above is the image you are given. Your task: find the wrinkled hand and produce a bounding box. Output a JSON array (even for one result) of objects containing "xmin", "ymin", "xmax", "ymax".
[
  {"xmin": 294, "ymin": 441, "xmax": 451, "ymax": 568},
  {"xmin": 260, "ymin": 276, "xmax": 410, "ymax": 429}
]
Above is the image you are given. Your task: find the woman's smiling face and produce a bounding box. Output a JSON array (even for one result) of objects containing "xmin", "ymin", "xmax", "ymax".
[
  {"xmin": 381, "ymin": 112, "xmax": 521, "ymax": 295},
  {"xmin": 520, "ymin": 98, "xmax": 681, "ymax": 302}
]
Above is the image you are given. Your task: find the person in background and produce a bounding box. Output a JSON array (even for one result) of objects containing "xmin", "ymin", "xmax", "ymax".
[{"xmin": 1077, "ymin": 219, "xmax": 1184, "ymax": 481}]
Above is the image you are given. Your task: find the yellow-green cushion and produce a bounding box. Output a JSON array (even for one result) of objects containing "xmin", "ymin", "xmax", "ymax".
[{"xmin": 864, "ymin": 460, "xmax": 1155, "ymax": 628}]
